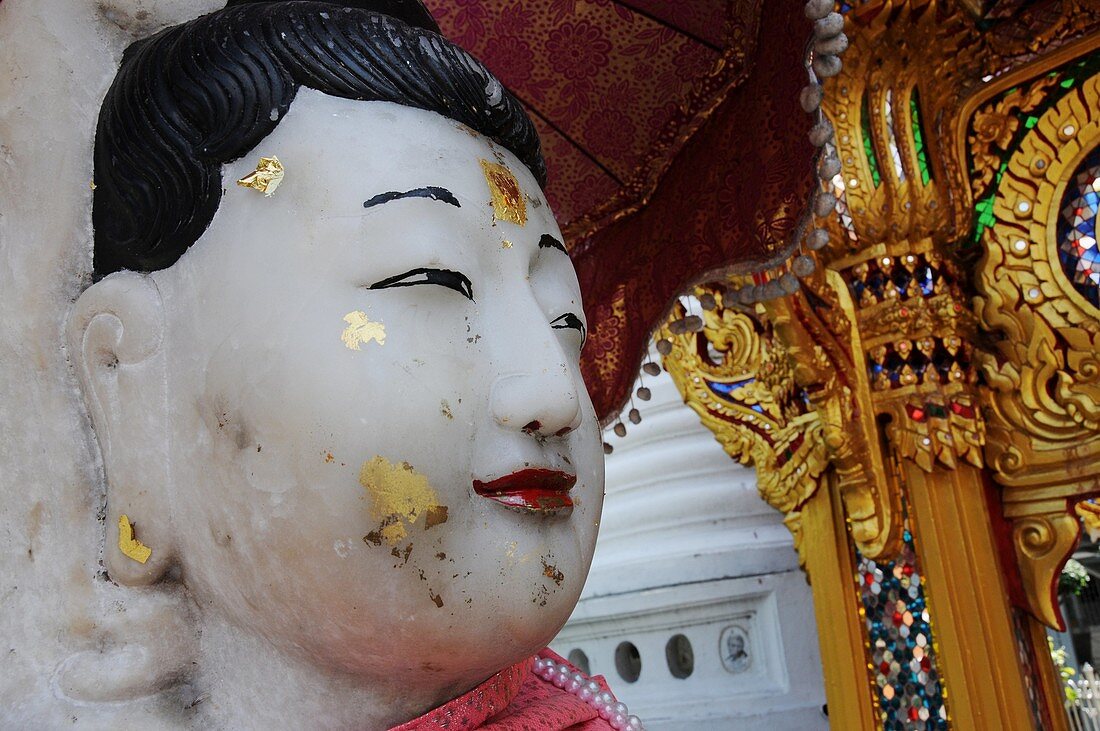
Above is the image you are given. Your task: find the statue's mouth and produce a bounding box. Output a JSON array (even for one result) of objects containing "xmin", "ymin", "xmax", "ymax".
[{"xmin": 472, "ymin": 468, "xmax": 577, "ymax": 515}]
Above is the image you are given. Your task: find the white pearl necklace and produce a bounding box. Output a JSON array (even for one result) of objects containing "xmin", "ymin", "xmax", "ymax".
[{"xmin": 533, "ymin": 656, "xmax": 645, "ymax": 730}]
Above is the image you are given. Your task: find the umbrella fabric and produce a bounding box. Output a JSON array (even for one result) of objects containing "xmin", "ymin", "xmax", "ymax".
[{"xmin": 431, "ymin": 0, "xmax": 815, "ymax": 421}]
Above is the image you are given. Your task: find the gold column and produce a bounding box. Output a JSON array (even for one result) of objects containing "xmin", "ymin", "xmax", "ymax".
[
  {"xmin": 802, "ymin": 476, "xmax": 878, "ymax": 729},
  {"xmin": 902, "ymin": 462, "xmax": 1044, "ymax": 729}
]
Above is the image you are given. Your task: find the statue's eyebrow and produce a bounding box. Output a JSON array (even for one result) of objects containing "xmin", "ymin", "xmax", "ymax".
[
  {"xmin": 363, "ymin": 187, "xmax": 460, "ymax": 210},
  {"xmin": 539, "ymin": 234, "xmax": 567, "ymax": 254}
]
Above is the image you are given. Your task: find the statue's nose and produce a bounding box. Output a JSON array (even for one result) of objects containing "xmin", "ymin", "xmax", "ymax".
[{"xmin": 490, "ymin": 365, "xmax": 582, "ymax": 439}]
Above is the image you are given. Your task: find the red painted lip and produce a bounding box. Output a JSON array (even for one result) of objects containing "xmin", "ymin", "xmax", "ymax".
[{"xmin": 473, "ymin": 468, "xmax": 577, "ymax": 515}]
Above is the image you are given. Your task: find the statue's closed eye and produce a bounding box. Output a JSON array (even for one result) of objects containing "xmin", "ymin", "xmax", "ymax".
[
  {"xmin": 369, "ymin": 268, "xmax": 474, "ymax": 301},
  {"xmin": 551, "ymin": 313, "xmax": 587, "ymax": 347}
]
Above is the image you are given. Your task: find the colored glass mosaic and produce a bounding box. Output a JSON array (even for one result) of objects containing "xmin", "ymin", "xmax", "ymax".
[
  {"xmin": 707, "ymin": 379, "xmax": 766, "ymax": 414},
  {"xmin": 904, "ymin": 399, "xmax": 976, "ymax": 423},
  {"xmin": 822, "ymin": 142, "xmax": 860, "ymax": 243},
  {"xmin": 707, "ymin": 377, "xmax": 756, "ymax": 398},
  {"xmin": 1057, "ymin": 144, "xmax": 1100, "ymax": 309},
  {"xmin": 884, "ymin": 90, "xmax": 907, "ymax": 183},
  {"xmin": 839, "ymin": 0, "xmax": 875, "ymax": 13},
  {"xmin": 862, "ymin": 94, "xmax": 883, "ymax": 188},
  {"xmin": 856, "ymin": 528, "xmax": 948, "ymax": 730},
  {"xmin": 868, "ymin": 336, "xmax": 972, "ymax": 391},
  {"xmin": 970, "ymin": 52, "xmax": 1100, "ymax": 247},
  {"xmin": 846, "ymin": 252, "xmax": 952, "ymax": 307},
  {"xmin": 972, "ymin": 187, "xmax": 1000, "ymax": 244},
  {"xmin": 830, "ymin": 173, "xmax": 860, "ymax": 243},
  {"xmin": 1010, "ymin": 611, "xmax": 1047, "ymax": 730},
  {"xmin": 910, "ymin": 91, "xmax": 931, "ymax": 185}
]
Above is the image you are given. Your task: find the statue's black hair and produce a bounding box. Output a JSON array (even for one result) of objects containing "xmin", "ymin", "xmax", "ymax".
[{"xmin": 93, "ymin": 0, "xmax": 545, "ymax": 276}]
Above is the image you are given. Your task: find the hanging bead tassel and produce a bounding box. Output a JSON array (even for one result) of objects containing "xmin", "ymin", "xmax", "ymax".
[
  {"xmin": 809, "ymin": 117, "xmax": 835, "ymax": 147},
  {"xmin": 804, "ymin": 0, "xmax": 833, "ymax": 19},
  {"xmin": 806, "ymin": 228, "xmax": 830, "ymax": 251},
  {"xmin": 800, "ymin": 83, "xmax": 824, "ymax": 113},
  {"xmin": 683, "ymin": 315, "xmax": 704, "ymax": 332},
  {"xmin": 792, "ymin": 255, "xmax": 817, "ymax": 278},
  {"xmin": 818, "ymin": 152, "xmax": 842, "ymax": 179},
  {"xmin": 779, "ymin": 273, "xmax": 802, "ymax": 295}
]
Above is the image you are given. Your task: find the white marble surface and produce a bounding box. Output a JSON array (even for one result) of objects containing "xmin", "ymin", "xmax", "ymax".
[{"xmin": 0, "ymin": 4, "xmax": 603, "ymax": 727}]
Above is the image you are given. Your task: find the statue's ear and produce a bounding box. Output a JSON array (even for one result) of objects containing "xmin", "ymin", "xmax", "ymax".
[{"xmin": 68, "ymin": 272, "xmax": 175, "ymax": 585}]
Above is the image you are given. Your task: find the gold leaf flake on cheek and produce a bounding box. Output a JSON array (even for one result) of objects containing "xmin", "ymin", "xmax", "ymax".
[
  {"xmin": 117, "ymin": 515, "xmax": 152, "ymax": 564},
  {"xmin": 425, "ymin": 505, "xmax": 449, "ymax": 529},
  {"xmin": 358, "ymin": 456, "xmax": 445, "ymax": 545},
  {"xmin": 236, "ymin": 155, "xmax": 284, "ymax": 196},
  {"xmin": 341, "ymin": 311, "xmax": 386, "ymax": 350},
  {"xmin": 480, "ymin": 159, "xmax": 527, "ymax": 227}
]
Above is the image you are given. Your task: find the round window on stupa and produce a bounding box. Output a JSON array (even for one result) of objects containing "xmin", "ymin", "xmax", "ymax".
[{"xmin": 1057, "ymin": 145, "xmax": 1100, "ymax": 309}]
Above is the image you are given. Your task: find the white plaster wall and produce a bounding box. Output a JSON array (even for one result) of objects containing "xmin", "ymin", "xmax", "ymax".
[{"xmin": 553, "ymin": 358, "xmax": 828, "ymax": 730}]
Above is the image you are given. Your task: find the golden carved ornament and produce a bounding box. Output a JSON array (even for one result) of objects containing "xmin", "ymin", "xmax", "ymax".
[
  {"xmin": 836, "ymin": 241, "xmax": 986, "ymax": 473},
  {"xmin": 984, "ymin": 0, "xmax": 1100, "ymax": 64},
  {"xmin": 880, "ymin": 392, "xmax": 985, "ymax": 472},
  {"xmin": 970, "ymin": 53, "xmax": 1100, "ymax": 629},
  {"xmin": 975, "ymin": 67, "xmax": 1100, "ymax": 484},
  {"xmin": 807, "ymin": 0, "xmax": 993, "ymax": 477},
  {"xmin": 770, "ymin": 271, "xmax": 902, "ymax": 559},
  {"xmin": 819, "ymin": 0, "xmax": 963, "ymax": 257},
  {"xmin": 969, "ymin": 74, "xmax": 1061, "ymax": 199},
  {"xmin": 661, "ymin": 272, "xmax": 903, "ymax": 562},
  {"xmin": 659, "ymin": 292, "xmax": 828, "ymax": 567}
]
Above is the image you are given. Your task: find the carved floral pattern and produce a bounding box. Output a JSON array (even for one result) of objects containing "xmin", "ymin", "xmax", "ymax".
[{"xmin": 968, "ymin": 74, "xmax": 1060, "ymax": 197}]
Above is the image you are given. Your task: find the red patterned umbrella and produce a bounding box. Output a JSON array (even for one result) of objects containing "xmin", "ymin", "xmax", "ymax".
[{"xmin": 430, "ymin": 0, "xmax": 818, "ymax": 421}]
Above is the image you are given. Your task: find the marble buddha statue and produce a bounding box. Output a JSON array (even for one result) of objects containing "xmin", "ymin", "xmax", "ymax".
[{"xmin": 0, "ymin": 1, "xmax": 632, "ymax": 727}]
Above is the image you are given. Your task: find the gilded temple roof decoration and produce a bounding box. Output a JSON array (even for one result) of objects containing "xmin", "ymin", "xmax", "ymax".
[
  {"xmin": 656, "ymin": 2, "xmax": 1100, "ymax": 727},
  {"xmin": 661, "ymin": 0, "xmax": 1100, "ymax": 632}
]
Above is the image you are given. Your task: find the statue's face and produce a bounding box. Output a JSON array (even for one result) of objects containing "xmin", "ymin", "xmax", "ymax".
[{"xmin": 151, "ymin": 90, "xmax": 603, "ymax": 682}]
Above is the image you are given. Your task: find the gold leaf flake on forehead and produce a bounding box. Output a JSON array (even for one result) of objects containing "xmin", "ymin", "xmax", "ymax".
[
  {"xmin": 359, "ymin": 456, "xmax": 444, "ymax": 545},
  {"xmin": 118, "ymin": 514, "xmax": 152, "ymax": 564},
  {"xmin": 236, "ymin": 155, "xmax": 285, "ymax": 196},
  {"xmin": 480, "ymin": 159, "xmax": 527, "ymax": 227},
  {"xmin": 341, "ymin": 311, "xmax": 386, "ymax": 350}
]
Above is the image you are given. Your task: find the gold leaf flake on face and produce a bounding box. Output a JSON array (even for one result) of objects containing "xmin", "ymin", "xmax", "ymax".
[
  {"xmin": 341, "ymin": 311, "xmax": 386, "ymax": 350},
  {"xmin": 480, "ymin": 159, "xmax": 527, "ymax": 227},
  {"xmin": 502, "ymin": 240, "xmax": 513, "ymax": 249},
  {"xmin": 425, "ymin": 505, "xmax": 449, "ymax": 530},
  {"xmin": 359, "ymin": 456, "xmax": 445, "ymax": 545},
  {"xmin": 118, "ymin": 514, "xmax": 152, "ymax": 564},
  {"xmin": 236, "ymin": 155, "xmax": 285, "ymax": 196}
]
